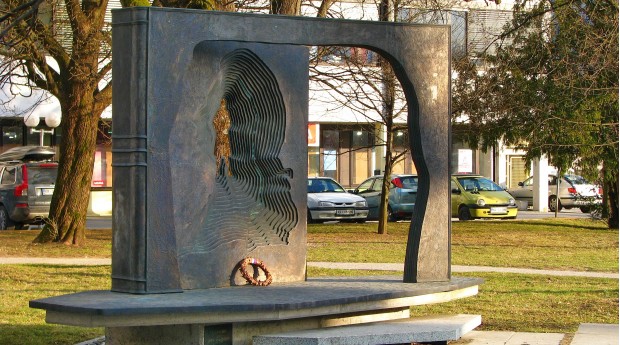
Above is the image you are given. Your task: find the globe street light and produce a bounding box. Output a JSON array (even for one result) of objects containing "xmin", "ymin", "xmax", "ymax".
[{"xmin": 23, "ymin": 113, "xmax": 61, "ymax": 146}]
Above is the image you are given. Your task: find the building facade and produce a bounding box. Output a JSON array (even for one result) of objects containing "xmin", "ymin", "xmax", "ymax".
[{"xmin": 0, "ymin": 0, "xmax": 541, "ymax": 196}]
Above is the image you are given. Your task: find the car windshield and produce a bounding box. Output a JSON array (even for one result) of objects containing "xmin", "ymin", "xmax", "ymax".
[
  {"xmin": 457, "ymin": 176, "xmax": 504, "ymax": 192},
  {"xmin": 564, "ymin": 174, "xmax": 590, "ymax": 185},
  {"xmin": 308, "ymin": 178, "xmax": 345, "ymax": 193}
]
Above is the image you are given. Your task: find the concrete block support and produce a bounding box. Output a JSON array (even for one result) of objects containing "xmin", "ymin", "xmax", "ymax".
[{"xmin": 532, "ymin": 156, "xmax": 549, "ymax": 212}]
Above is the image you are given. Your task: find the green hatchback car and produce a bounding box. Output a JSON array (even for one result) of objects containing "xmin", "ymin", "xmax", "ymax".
[{"xmin": 451, "ymin": 174, "xmax": 518, "ymax": 220}]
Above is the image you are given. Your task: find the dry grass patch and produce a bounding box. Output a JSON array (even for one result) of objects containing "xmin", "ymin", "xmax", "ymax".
[{"xmin": 0, "ymin": 229, "xmax": 111, "ymax": 258}]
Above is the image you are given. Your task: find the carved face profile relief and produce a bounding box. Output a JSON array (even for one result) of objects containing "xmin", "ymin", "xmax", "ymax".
[{"xmin": 169, "ymin": 43, "xmax": 299, "ymax": 287}]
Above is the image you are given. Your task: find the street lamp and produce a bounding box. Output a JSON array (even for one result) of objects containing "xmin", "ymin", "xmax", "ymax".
[{"xmin": 23, "ymin": 113, "xmax": 61, "ymax": 147}]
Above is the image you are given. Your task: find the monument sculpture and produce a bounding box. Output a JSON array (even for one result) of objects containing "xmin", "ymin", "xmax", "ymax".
[
  {"xmin": 110, "ymin": 8, "xmax": 452, "ymax": 294},
  {"xmin": 30, "ymin": 9, "xmax": 482, "ymax": 345}
]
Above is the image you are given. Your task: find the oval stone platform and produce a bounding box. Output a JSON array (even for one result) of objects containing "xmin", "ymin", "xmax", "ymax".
[{"xmin": 31, "ymin": 276, "xmax": 482, "ymax": 345}]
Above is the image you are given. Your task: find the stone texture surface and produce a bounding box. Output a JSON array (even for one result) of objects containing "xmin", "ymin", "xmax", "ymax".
[
  {"xmin": 112, "ymin": 27, "xmax": 309, "ymax": 292},
  {"xmin": 253, "ymin": 314, "xmax": 481, "ymax": 345},
  {"xmin": 571, "ymin": 323, "xmax": 619, "ymax": 345},
  {"xmin": 106, "ymin": 325, "xmax": 204, "ymax": 345},
  {"xmin": 31, "ymin": 276, "xmax": 482, "ymax": 326},
  {"xmin": 456, "ymin": 331, "xmax": 565, "ymax": 345}
]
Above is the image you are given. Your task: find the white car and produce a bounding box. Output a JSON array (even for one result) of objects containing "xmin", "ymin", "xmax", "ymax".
[
  {"xmin": 508, "ymin": 174, "xmax": 602, "ymax": 212},
  {"xmin": 307, "ymin": 177, "xmax": 369, "ymax": 223}
]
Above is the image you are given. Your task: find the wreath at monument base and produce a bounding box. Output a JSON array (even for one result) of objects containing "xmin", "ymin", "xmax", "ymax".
[{"xmin": 238, "ymin": 257, "xmax": 273, "ymax": 286}]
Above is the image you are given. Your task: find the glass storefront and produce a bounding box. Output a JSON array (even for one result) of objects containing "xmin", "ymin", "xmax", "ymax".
[
  {"xmin": 391, "ymin": 130, "xmax": 416, "ymax": 175},
  {"xmin": 307, "ymin": 123, "xmax": 374, "ymax": 188}
]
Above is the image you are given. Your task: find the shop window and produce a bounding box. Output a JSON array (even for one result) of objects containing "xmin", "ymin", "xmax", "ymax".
[
  {"xmin": 392, "ymin": 130, "xmax": 416, "ymax": 175},
  {"xmin": 316, "ymin": 126, "xmax": 374, "ymax": 188},
  {"xmin": 321, "ymin": 129, "xmax": 339, "ymax": 180},
  {"xmin": 26, "ymin": 126, "xmax": 54, "ymax": 146},
  {"xmin": 92, "ymin": 120, "xmax": 112, "ymax": 188},
  {"xmin": 308, "ymin": 146, "xmax": 320, "ymax": 177},
  {"xmin": 507, "ymin": 156, "xmax": 527, "ymax": 188},
  {"xmin": 1, "ymin": 126, "xmax": 23, "ymax": 153}
]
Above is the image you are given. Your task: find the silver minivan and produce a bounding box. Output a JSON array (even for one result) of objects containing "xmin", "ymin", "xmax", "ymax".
[{"xmin": 0, "ymin": 146, "xmax": 58, "ymax": 229}]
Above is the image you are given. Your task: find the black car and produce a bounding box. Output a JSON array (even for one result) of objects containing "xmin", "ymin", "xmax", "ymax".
[{"xmin": 0, "ymin": 146, "xmax": 58, "ymax": 230}]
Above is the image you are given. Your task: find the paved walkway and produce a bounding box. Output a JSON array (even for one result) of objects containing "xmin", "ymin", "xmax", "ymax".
[
  {"xmin": 308, "ymin": 262, "xmax": 620, "ymax": 279},
  {"xmin": 0, "ymin": 257, "xmax": 111, "ymax": 265},
  {"xmin": 2, "ymin": 258, "xmax": 618, "ymax": 280}
]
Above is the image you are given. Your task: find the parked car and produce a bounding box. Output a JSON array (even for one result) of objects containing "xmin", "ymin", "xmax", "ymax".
[
  {"xmin": 0, "ymin": 146, "xmax": 58, "ymax": 230},
  {"xmin": 451, "ymin": 174, "xmax": 518, "ymax": 220},
  {"xmin": 352, "ymin": 175, "xmax": 418, "ymax": 221},
  {"xmin": 507, "ymin": 174, "xmax": 602, "ymax": 212},
  {"xmin": 307, "ymin": 177, "xmax": 369, "ymax": 223}
]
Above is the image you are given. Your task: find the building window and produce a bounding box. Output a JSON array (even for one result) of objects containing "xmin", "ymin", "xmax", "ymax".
[
  {"xmin": 316, "ymin": 125, "xmax": 374, "ymax": 187},
  {"xmin": 1, "ymin": 126, "xmax": 23, "ymax": 153},
  {"xmin": 392, "ymin": 130, "xmax": 416, "ymax": 175}
]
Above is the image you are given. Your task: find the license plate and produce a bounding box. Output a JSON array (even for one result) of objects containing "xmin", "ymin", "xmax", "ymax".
[
  {"xmin": 336, "ymin": 209, "xmax": 355, "ymax": 215},
  {"xmin": 490, "ymin": 207, "xmax": 507, "ymax": 214},
  {"xmin": 40, "ymin": 188, "xmax": 54, "ymax": 196}
]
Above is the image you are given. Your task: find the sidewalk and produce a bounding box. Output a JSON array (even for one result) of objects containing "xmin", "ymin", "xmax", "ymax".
[
  {"xmin": 2, "ymin": 258, "xmax": 618, "ymax": 280},
  {"xmin": 307, "ymin": 262, "xmax": 619, "ymax": 279}
]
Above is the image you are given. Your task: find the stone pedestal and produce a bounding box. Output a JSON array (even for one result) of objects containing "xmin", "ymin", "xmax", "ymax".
[{"xmin": 31, "ymin": 277, "xmax": 482, "ymax": 345}]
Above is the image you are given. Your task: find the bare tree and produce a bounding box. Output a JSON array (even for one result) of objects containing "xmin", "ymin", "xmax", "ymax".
[
  {"xmin": 0, "ymin": 0, "xmax": 336, "ymax": 245},
  {"xmin": 309, "ymin": 0, "xmax": 466, "ymax": 234},
  {"xmin": 1, "ymin": 0, "xmax": 113, "ymax": 244}
]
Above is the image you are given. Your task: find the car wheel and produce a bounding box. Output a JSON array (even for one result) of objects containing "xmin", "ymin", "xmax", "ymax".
[
  {"xmin": 458, "ymin": 206, "xmax": 472, "ymax": 221},
  {"xmin": 0, "ymin": 206, "xmax": 9, "ymax": 230},
  {"xmin": 549, "ymin": 195, "xmax": 563, "ymax": 212},
  {"xmin": 387, "ymin": 207, "xmax": 398, "ymax": 222},
  {"xmin": 307, "ymin": 209, "xmax": 316, "ymax": 224},
  {"xmin": 579, "ymin": 206, "xmax": 592, "ymax": 213},
  {"xmin": 14, "ymin": 223, "xmax": 26, "ymax": 230}
]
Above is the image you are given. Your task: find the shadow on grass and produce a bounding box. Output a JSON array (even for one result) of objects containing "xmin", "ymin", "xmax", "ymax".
[{"xmin": 0, "ymin": 324, "xmax": 103, "ymax": 345}]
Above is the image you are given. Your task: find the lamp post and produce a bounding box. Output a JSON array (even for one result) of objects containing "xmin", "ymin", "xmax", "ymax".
[{"xmin": 23, "ymin": 114, "xmax": 61, "ymax": 147}]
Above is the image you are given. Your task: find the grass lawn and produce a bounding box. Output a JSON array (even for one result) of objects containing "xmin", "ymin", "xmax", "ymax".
[
  {"xmin": 308, "ymin": 218, "xmax": 619, "ymax": 272},
  {"xmin": 0, "ymin": 265, "xmax": 109, "ymax": 345},
  {"xmin": 0, "ymin": 218, "xmax": 617, "ymax": 344},
  {"xmin": 309, "ymin": 268, "xmax": 618, "ymax": 333}
]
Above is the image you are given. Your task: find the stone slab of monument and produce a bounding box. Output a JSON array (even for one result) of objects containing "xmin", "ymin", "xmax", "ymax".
[
  {"xmin": 108, "ymin": 8, "xmax": 452, "ymax": 294},
  {"xmin": 112, "ymin": 37, "xmax": 309, "ymax": 292}
]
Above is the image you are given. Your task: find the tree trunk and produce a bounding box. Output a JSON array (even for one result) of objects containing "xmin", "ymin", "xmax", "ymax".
[
  {"xmin": 270, "ymin": 0, "xmax": 300, "ymax": 15},
  {"xmin": 606, "ymin": 176, "xmax": 619, "ymax": 229},
  {"xmin": 603, "ymin": 163, "xmax": 619, "ymax": 229},
  {"xmin": 377, "ymin": 128, "xmax": 394, "ymax": 234},
  {"xmin": 377, "ymin": 54, "xmax": 396, "ymax": 235},
  {"xmin": 33, "ymin": 96, "xmax": 99, "ymax": 246}
]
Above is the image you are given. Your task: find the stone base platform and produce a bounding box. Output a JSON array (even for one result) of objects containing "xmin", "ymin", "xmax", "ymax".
[
  {"xmin": 30, "ymin": 276, "xmax": 483, "ymax": 345},
  {"xmin": 254, "ymin": 314, "xmax": 482, "ymax": 345}
]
